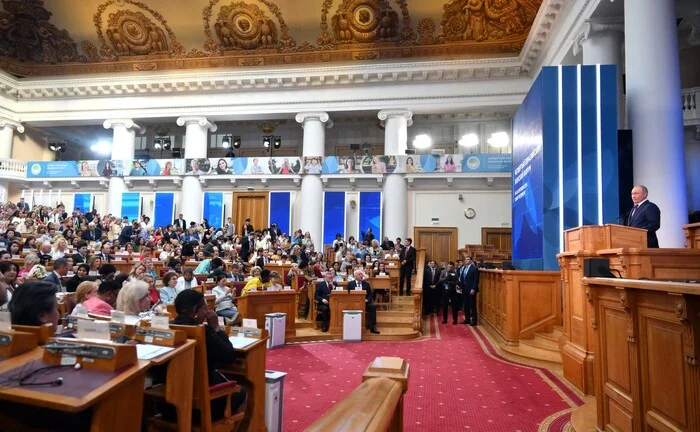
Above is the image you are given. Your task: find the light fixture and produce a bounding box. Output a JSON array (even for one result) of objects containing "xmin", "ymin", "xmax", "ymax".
[
  {"xmin": 273, "ymin": 136, "xmax": 281, "ymax": 149},
  {"xmin": 153, "ymin": 138, "xmax": 162, "ymax": 150},
  {"xmin": 222, "ymin": 135, "xmax": 232, "ymax": 148},
  {"xmin": 487, "ymin": 132, "xmax": 509, "ymax": 148},
  {"xmin": 90, "ymin": 141, "xmax": 111, "ymax": 155},
  {"xmin": 232, "ymin": 136, "xmax": 241, "ymax": 149},
  {"xmin": 162, "ymin": 137, "xmax": 172, "ymax": 151},
  {"xmin": 48, "ymin": 140, "xmax": 67, "ymax": 152},
  {"xmin": 458, "ymin": 133, "xmax": 480, "ymax": 147},
  {"xmin": 412, "ymin": 134, "xmax": 432, "ymax": 150},
  {"xmin": 263, "ymin": 136, "xmax": 271, "ymax": 148}
]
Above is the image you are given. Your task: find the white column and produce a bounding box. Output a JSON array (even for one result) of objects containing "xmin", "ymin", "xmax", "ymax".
[
  {"xmin": 295, "ymin": 112, "xmax": 331, "ymax": 248},
  {"xmin": 378, "ymin": 110, "xmax": 413, "ymax": 155},
  {"xmin": 177, "ymin": 117, "xmax": 217, "ymax": 225},
  {"xmin": 573, "ymin": 18, "xmax": 625, "ymax": 127},
  {"xmin": 625, "ymin": 0, "xmax": 688, "ymax": 247},
  {"xmin": 0, "ymin": 118, "xmax": 24, "ymax": 204},
  {"xmin": 379, "ymin": 110, "xmax": 413, "ymax": 241},
  {"xmin": 103, "ymin": 119, "xmax": 144, "ymax": 218}
]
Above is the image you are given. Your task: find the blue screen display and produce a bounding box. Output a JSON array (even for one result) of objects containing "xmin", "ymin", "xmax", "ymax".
[
  {"xmin": 121, "ymin": 193, "xmax": 141, "ymax": 221},
  {"xmin": 323, "ymin": 192, "xmax": 345, "ymax": 247},
  {"xmin": 73, "ymin": 193, "xmax": 92, "ymax": 213},
  {"xmin": 203, "ymin": 192, "xmax": 224, "ymax": 229},
  {"xmin": 154, "ymin": 193, "xmax": 174, "ymax": 230},
  {"xmin": 270, "ymin": 192, "xmax": 291, "ymax": 235},
  {"xmin": 359, "ymin": 191, "xmax": 381, "ymax": 243}
]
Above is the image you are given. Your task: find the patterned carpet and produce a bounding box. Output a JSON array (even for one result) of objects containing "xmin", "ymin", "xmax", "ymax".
[{"xmin": 265, "ymin": 315, "xmax": 584, "ymax": 431}]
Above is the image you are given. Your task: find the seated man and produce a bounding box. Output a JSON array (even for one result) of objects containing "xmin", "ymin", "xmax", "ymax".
[
  {"xmin": 315, "ymin": 271, "xmax": 336, "ymax": 332},
  {"xmin": 241, "ymin": 268, "xmax": 271, "ymax": 296},
  {"xmin": 347, "ymin": 269, "xmax": 380, "ymax": 334},
  {"xmin": 82, "ymin": 279, "xmax": 122, "ymax": 315}
]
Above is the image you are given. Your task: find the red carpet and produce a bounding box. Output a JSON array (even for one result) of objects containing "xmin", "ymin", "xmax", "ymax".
[{"xmin": 266, "ymin": 315, "xmax": 583, "ymax": 431}]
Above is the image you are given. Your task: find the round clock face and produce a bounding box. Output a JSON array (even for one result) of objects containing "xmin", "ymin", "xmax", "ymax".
[{"xmin": 465, "ymin": 208, "xmax": 476, "ymax": 219}]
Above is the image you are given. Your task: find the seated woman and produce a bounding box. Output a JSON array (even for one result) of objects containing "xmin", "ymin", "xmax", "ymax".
[
  {"xmin": 70, "ymin": 281, "xmax": 99, "ymax": 315},
  {"xmin": 82, "ymin": 279, "xmax": 122, "ymax": 316},
  {"xmin": 87, "ymin": 256, "xmax": 102, "ymax": 276},
  {"xmin": 159, "ymin": 272, "xmax": 181, "ymax": 305},
  {"xmin": 267, "ymin": 271, "xmax": 283, "ymax": 291},
  {"xmin": 18, "ymin": 253, "xmax": 40, "ymax": 278},
  {"xmin": 212, "ymin": 275, "xmax": 240, "ymax": 324},
  {"xmin": 241, "ymin": 269, "xmax": 271, "ymax": 296},
  {"xmin": 247, "ymin": 266, "xmax": 262, "ymax": 282},
  {"xmin": 208, "ymin": 257, "xmax": 229, "ymax": 279},
  {"xmin": 116, "ymin": 279, "xmax": 151, "ymax": 321},
  {"xmin": 129, "ymin": 262, "xmax": 148, "ymax": 279},
  {"xmin": 0, "ymin": 261, "xmax": 19, "ymax": 309},
  {"xmin": 66, "ymin": 263, "xmax": 90, "ymax": 293},
  {"xmin": 138, "ymin": 274, "xmax": 160, "ymax": 306},
  {"xmin": 8, "ymin": 281, "xmax": 60, "ymax": 326},
  {"xmin": 172, "ymin": 290, "xmax": 246, "ymax": 418}
]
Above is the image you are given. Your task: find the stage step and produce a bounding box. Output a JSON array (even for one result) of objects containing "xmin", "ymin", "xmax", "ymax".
[
  {"xmin": 534, "ymin": 328, "xmax": 563, "ymax": 344},
  {"xmin": 376, "ymin": 311, "xmax": 414, "ymax": 327},
  {"xmin": 520, "ymin": 336, "xmax": 560, "ymax": 353},
  {"xmin": 500, "ymin": 341, "xmax": 563, "ymax": 366},
  {"xmin": 571, "ymin": 398, "xmax": 597, "ymax": 432}
]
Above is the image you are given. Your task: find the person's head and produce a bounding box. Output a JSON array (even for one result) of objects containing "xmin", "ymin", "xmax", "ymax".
[
  {"xmin": 53, "ymin": 258, "xmax": 69, "ymax": 276},
  {"xmin": 210, "ymin": 257, "xmax": 223, "ymax": 270},
  {"xmin": 183, "ymin": 267, "xmax": 194, "ymax": 281},
  {"xmin": 404, "ymin": 238, "xmax": 412, "ymax": 247},
  {"xmin": 164, "ymin": 161, "xmax": 172, "ymax": 170},
  {"xmin": 131, "ymin": 263, "xmax": 146, "ymax": 277},
  {"xmin": 191, "ymin": 159, "xmax": 199, "ymax": 171},
  {"xmin": 88, "ymin": 256, "xmax": 102, "ymax": 270},
  {"xmin": 428, "ymin": 260, "xmax": 435, "ymax": 268},
  {"xmin": 97, "ymin": 279, "xmax": 122, "ymax": 307},
  {"xmin": 81, "ymin": 161, "xmax": 89, "ymax": 170},
  {"xmin": 75, "ymin": 280, "xmax": 99, "ymax": 305},
  {"xmin": 9, "ymin": 241, "xmax": 20, "ymax": 255},
  {"xmin": 40, "ymin": 241, "xmax": 51, "ymax": 254},
  {"xmin": 9, "ymin": 282, "xmax": 60, "ymax": 326},
  {"xmin": 102, "ymin": 242, "xmax": 112, "ymax": 255},
  {"xmin": 163, "ymin": 272, "xmax": 178, "ymax": 287},
  {"xmin": 216, "ymin": 274, "xmax": 227, "ymax": 285},
  {"xmin": 251, "ymin": 266, "xmax": 262, "ymax": 277},
  {"xmin": 447, "ymin": 261, "xmax": 455, "ymax": 270},
  {"xmin": 631, "ymin": 185, "xmax": 649, "ymax": 204},
  {"xmin": 116, "ymin": 280, "xmax": 151, "ymax": 315},
  {"xmin": 126, "ymin": 242, "xmax": 134, "ymax": 253},
  {"xmin": 324, "ymin": 270, "xmax": 334, "ymax": 283},
  {"xmin": 174, "ymin": 289, "xmax": 207, "ymax": 323},
  {"xmin": 345, "ymin": 157, "xmax": 355, "ymax": 169},
  {"xmin": 231, "ymin": 264, "xmax": 240, "ymax": 275},
  {"xmin": 77, "ymin": 242, "xmax": 88, "ymax": 255},
  {"xmin": 465, "ymin": 256, "xmax": 473, "ymax": 266},
  {"xmin": 98, "ymin": 263, "xmax": 117, "ymax": 279},
  {"xmin": 23, "ymin": 253, "xmax": 40, "ymax": 269},
  {"xmin": 76, "ymin": 263, "xmax": 90, "ymax": 278},
  {"xmin": 218, "ymin": 159, "xmax": 227, "ymax": 170},
  {"xmin": 353, "ymin": 268, "xmax": 364, "ymax": 281},
  {"xmin": 260, "ymin": 269, "xmax": 271, "ymax": 284},
  {"xmin": 446, "ymin": 155, "xmax": 454, "ymax": 164},
  {"xmin": 406, "ymin": 157, "xmax": 414, "ymax": 166},
  {"xmin": 0, "ymin": 261, "xmax": 18, "ymax": 282}
]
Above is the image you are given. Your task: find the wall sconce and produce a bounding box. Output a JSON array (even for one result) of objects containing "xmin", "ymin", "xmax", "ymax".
[{"xmin": 350, "ymin": 200, "xmax": 357, "ymax": 209}]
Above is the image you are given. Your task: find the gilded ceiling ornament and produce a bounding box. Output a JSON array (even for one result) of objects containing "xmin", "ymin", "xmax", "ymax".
[
  {"xmin": 93, "ymin": 0, "xmax": 184, "ymax": 60},
  {"xmin": 327, "ymin": 0, "xmax": 401, "ymax": 45},
  {"xmin": 438, "ymin": 0, "xmax": 541, "ymax": 43},
  {"xmin": 0, "ymin": 0, "xmax": 86, "ymax": 64},
  {"xmin": 417, "ymin": 18, "xmax": 436, "ymax": 45}
]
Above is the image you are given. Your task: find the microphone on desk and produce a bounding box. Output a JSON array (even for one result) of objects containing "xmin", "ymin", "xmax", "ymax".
[{"xmin": 612, "ymin": 209, "xmax": 631, "ymax": 225}]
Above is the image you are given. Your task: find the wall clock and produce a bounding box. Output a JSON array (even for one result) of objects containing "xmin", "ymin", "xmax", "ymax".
[{"xmin": 464, "ymin": 208, "xmax": 476, "ymax": 219}]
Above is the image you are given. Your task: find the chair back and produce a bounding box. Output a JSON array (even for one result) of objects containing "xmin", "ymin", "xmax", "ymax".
[
  {"xmin": 12, "ymin": 323, "xmax": 55, "ymax": 345},
  {"xmin": 169, "ymin": 324, "xmax": 212, "ymax": 420}
]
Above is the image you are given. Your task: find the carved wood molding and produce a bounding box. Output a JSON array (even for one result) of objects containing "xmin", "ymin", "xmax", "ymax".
[
  {"xmin": 674, "ymin": 295, "xmax": 700, "ymax": 366},
  {"xmin": 619, "ymin": 289, "xmax": 636, "ymax": 344}
]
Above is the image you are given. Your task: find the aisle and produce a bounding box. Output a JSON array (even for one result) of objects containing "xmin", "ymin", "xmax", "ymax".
[{"xmin": 265, "ymin": 315, "xmax": 583, "ymax": 432}]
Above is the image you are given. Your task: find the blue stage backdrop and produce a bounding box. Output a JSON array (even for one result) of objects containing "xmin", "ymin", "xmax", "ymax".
[
  {"xmin": 154, "ymin": 193, "xmax": 175, "ymax": 230},
  {"xmin": 512, "ymin": 65, "xmax": 619, "ymax": 270},
  {"xmin": 359, "ymin": 191, "xmax": 381, "ymax": 244},
  {"xmin": 121, "ymin": 193, "xmax": 141, "ymax": 222},
  {"xmin": 323, "ymin": 192, "xmax": 346, "ymax": 247},
  {"xmin": 269, "ymin": 192, "xmax": 292, "ymax": 236},
  {"xmin": 73, "ymin": 193, "xmax": 92, "ymax": 213},
  {"xmin": 203, "ymin": 192, "xmax": 224, "ymax": 229}
]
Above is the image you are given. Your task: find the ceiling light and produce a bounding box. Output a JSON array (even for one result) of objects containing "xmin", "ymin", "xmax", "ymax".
[
  {"xmin": 222, "ymin": 135, "xmax": 231, "ymax": 148},
  {"xmin": 413, "ymin": 134, "xmax": 432, "ymax": 150},
  {"xmin": 487, "ymin": 132, "xmax": 509, "ymax": 148},
  {"xmin": 90, "ymin": 141, "xmax": 111, "ymax": 155},
  {"xmin": 459, "ymin": 133, "xmax": 480, "ymax": 147},
  {"xmin": 49, "ymin": 141, "xmax": 67, "ymax": 152},
  {"xmin": 163, "ymin": 138, "xmax": 172, "ymax": 151},
  {"xmin": 263, "ymin": 136, "xmax": 271, "ymax": 148},
  {"xmin": 273, "ymin": 136, "xmax": 281, "ymax": 149},
  {"xmin": 232, "ymin": 136, "xmax": 241, "ymax": 149}
]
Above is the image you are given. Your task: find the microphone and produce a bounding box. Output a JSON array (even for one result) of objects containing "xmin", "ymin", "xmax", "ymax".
[{"xmin": 613, "ymin": 208, "xmax": 631, "ymax": 225}]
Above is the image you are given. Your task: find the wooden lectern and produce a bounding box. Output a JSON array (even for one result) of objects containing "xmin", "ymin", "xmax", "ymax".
[
  {"xmin": 683, "ymin": 222, "xmax": 700, "ymax": 249},
  {"xmin": 558, "ymin": 224, "xmax": 646, "ymax": 395}
]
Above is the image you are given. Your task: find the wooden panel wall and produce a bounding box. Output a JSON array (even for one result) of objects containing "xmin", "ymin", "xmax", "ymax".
[
  {"xmin": 232, "ymin": 192, "xmax": 269, "ymax": 235},
  {"xmin": 413, "ymin": 227, "xmax": 458, "ymax": 265},
  {"xmin": 481, "ymin": 227, "xmax": 512, "ymax": 251}
]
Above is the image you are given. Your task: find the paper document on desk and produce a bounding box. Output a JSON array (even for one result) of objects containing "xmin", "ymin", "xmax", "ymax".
[
  {"xmin": 228, "ymin": 337, "xmax": 257, "ymax": 349},
  {"xmin": 136, "ymin": 344, "xmax": 174, "ymax": 360}
]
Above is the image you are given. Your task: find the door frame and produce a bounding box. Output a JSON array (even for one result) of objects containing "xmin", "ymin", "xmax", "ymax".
[
  {"xmin": 232, "ymin": 192, "xmax": 270, "ymax": 235},
  {"xmin": 413, "ymin": 226, "xmax": 459, "ymax": 263}
]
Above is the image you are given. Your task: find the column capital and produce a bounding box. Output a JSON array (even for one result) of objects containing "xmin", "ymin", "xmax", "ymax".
[
  {"xmin": 573, "ymin": 18, "xmax": 624, "ymax": 56},
  {"xmin": 176, "ymin": 116, "xmax": 218, "ymax": 132},
  {"xmin": 0, "ymin": 117, "xmax": 24, "ymax": 134},
  {"xmin": 378, "ymin": 109, "xmax": 413, "ymax": 127},
  {"xmin": 295, "ymin": 112, "xmax": 332, "ymax": 128},
  {"xmin": 103, "ymin": 118, "xmax": 145, "ymax": 134}
]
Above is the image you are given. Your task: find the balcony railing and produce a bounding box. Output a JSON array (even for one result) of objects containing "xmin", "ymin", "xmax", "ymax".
[
  {"xmin": 683, "ymin": 87, "xmax": 699, "ymax": 125},
  {"xmin": 0, "ymin": 159, "xmax": 26, "ymax": 179}
]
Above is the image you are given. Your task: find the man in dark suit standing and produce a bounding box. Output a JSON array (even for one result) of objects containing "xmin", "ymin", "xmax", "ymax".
[
  {"xmin": 460, "ymin": 256, "xmax": 479, "ymax": 326},
  {"xmin": 347, "ymin": 269, "xmax": 380, "ymax": 334},
  {"xmin": 315, "ymin": 271, "xmax": 335, "ymax": 332},
  {"xmin": 43, "ymin": 258, "xmax": 69, "ymax": 292},
  {"xmin": 422, "ymin": 260, "xmax": 441, "ymax": 316},
  {"xmin": 174, "ymin": 214, "xmax": 187, "ymax": 231},
  {"xmin": 439, "ymin": 262, "xmax": 460, "ymax": 324},
  {"xmin": 118, "ymin": 221, "xmax": 136, "ymax": 246},
  {"xmin": 626, "ymin": 185, "xmax": 661, "ymax": 248},
  {"xmin": 17, "ymin": 197, "xmax": 29, "ymax": 212},
  {"xmin": 399, "ymin": 238, "xmax": 415, "ymax": 296}
]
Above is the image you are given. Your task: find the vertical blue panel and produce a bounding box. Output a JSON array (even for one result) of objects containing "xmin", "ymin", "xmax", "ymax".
[
  {"xmin": 73, "ymin": 193, "xmax": 92, "ymax": 213},
  {"xmin": 541, "ymin": 67, "xmax": 561, "ymax": 271},
  {"xmin": 358, "ymin": 191, "xmax": 381, "ymax": 244},
  {"xmin": 599, "ymin": 65, "xmax": 619, "ymax": 224},
  {"xmin": 580, "ymin": 66, "xmax": 599, "ymax": 226},
  {"xmin": 561, "ymin": 66, "xmax": 579, "ymax": 232},
  {"xmin": 203, "ymin": 192, "xmax": 224, "ymax": 229},
  {"xmin": 154, "ymin": 192, "xmax": 175, "ymax": 229},
  {"xmin": 121, "ymin": 192, "xmax": 140, "ymax": 221},
  {"xmin": 323, "ymin": 191, "xmax": 345, "ymax": 247},
  {"xmin": 269, "ymin": 192, "xmax": 291, "ymax": 235}
]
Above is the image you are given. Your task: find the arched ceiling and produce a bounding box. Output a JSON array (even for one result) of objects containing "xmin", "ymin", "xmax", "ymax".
[{"xmin": 0, "ymin": 0, "xmax": 544, "ymax": 77}]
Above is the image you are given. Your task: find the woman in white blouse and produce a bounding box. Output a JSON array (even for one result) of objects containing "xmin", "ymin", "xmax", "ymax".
[
  {"xmin": 212, "ymin": 275, "xmax": 239, "ymax": 319},
  {"xmin": 50, "ymin": 237, "xmax": 69, "ymax": 260}
]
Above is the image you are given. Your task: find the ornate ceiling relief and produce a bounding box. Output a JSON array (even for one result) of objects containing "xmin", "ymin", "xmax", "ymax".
[
  {"xmin": 0, "ymin": 0, "xmax": 85, "ymax": 64},
  {"xmin": 439, "ymin": 0, "xmax": 540, "ymax": 43},
  {"xmin": 92, "ymin": 0, "xmax": 184, "ymax": 60},
  {"xmin": 318, "ymin": 0, "xmax": 414, "ymax": 46}
]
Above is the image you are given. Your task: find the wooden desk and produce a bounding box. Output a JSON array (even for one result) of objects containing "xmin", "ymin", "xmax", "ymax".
[
  {"xmin": 219, "ymin": 337, "xmax": 268, "ymax": 432},
  {"xmin": 684, "ymin": 222, "xmax": 700, "ymax": 249},
  {"xmin": 582, "ymin": 277, "xmax": 700, "ymax": 432},
  {"xmin": 0, "ymin": 348, "xmax": 149, "ymax": 431},
  {"xmin": 144, "ymin": 340, "xmax": 196, "ymax": 432},
  {"xmin": 237, "ymin": 290, "xmax": 297, "ymax": 339},
  {"xmin": 329, "ymin": 290, "xmax": 366, "ymax": 335}
]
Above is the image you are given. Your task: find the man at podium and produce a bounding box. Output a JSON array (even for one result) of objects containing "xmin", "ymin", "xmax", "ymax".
[{"xmin": 626, "ymin": 185, "xmax": 661, "ymax": 248}]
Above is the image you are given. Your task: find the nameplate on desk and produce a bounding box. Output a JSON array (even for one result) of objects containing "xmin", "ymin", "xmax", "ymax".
[
  {"xmin": 151, "ymin": 316, "xmax": 169, "ymax": 330},
  {"xmin": 334, "ymin": 286, "xmax": 343, "ymax": 291},
  {"xmin": 0, "ymin": 311, "xmax": 11, "ymax": 331},
  {"xmin": 249, "ymin": 288, "xmax": 257, "ymax": 293},
  {"xmin": 206, "ymin": 278, "xmax": 213, "ymax": 283},
  {"xmin": 110, "ymin": 310, "xmax": 125, "ymax": 324},
  {"xmin": 12, "ymin": 254, "xmax": 19, "ymax": 259},
  {"xmin": 66, "ymin": 272, "xmax": 75, "ymax": 277},
  {"xmin": 77, "ymin": 319, "xmax": 111, "ymax": 341},
  {"xmin": 229, "ymin": 327, "xmax": 262, "ymax": 339},
  {"xmin": 43, "ymin": 338, "xmax": 136, "ymax": 371},
  {"xmin": 283, "ymin": 286, "xmax": 292, "ymax": 291},
  {"xmin": 242, "ymin": 318, "xmax": 258, "ymax": 329},
  {"xmin": 114, "ymin": 257, "xmax": 123, "ymax": 261},
  {"xmin": 354, "ymin": 287, "xmax": 363, "ymax": 291},
  {"xmin": 134, "ymin": 326, "xmax": 185, "ymax": 346}
]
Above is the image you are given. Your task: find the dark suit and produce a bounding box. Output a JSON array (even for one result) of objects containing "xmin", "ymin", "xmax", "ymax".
[
  {"xmin": 240, "ymin": 237, "xmax": 252, "ymax": 261},
  {"xmin": 423, "ymin": 265, "xmax": 442, "ymax": 315},
  {"xmin": 399, "ymin": 245, "xmax": 416, "ymax": 296},
  {"xmin": 626, "ymin": 200, "xmax": 661, "ymax": 248},
  {"xmin": 118, "ymin": 226, "xmax": 134, "ymax": 246},
  {"xmin": 255, "ymin": 256, "xmax": 270, "ymax": 269},
  {"xmin": 174, "ymin": 218, "xmax": 187, "ymax": 231},
  {"xmin": 18, "ymin": 201, "xmax": 29, "ymax": 212},
  {"xmin": 315, "ymin": 280, "xmax": 334, "ymax": 330},
  {"xmin": 43, "ymin": 271, "xmax": 63, "ymax": 292},
  {"xmin": 81, "ymin": 229, "xmax": 102, "ymax": 241},
  {"xmin": 460, "ymin": 264, "xmax": 479, "ymax": 324},
  {"xmin": 347, "ymin": 280, "xmax": 377, "ymax": 328},
  {"xmin": 438, "ymin": 269, "xmax": 460, "ymax": 324},
  {"xmin": 96, "ymin": 252, "xmax": 113, "ymax": 263},
  {"xmin": 72, "ymin": 253, "xmax": 88, "ymax": 265}
]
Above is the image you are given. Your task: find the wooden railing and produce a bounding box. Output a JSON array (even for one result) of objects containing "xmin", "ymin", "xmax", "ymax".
[
  {"xmin": 412, "ymin": 248, "xmax": 425, "ymax": 333},
  {"xmin": 478, "ymin": 269, "xmax": 561, "ymax": 345},
  {"xmin": 305, "ymin": 356, "xmax": 409, "ymax": 432}
]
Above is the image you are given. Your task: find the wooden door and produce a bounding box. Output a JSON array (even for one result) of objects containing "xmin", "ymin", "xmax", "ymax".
[
  {"xmin": 413, "ymin": 227, "xmax": 458, "ymax": 266},
  {"xmin": 481, "ymin": 227, "xmax": 512, "ymax": 251},
  {"xmin": 232, "ymin": 192, "xmax": 269, "ymax": 235}
]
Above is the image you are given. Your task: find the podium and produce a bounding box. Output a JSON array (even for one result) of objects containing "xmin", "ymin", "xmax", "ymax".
[
  {"xmin": 558, "ymin": 224, "xmax": 646, "ymax": 395},
  {"xmin": 683, "ymin": 222, "xmax": 700, "ymax": 249}
]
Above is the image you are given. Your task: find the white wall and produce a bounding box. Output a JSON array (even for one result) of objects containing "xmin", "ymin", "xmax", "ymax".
[
  {"xmin": 411, "ymin": 190, "xmax": 512, "ymax": 247},
  {"xmin": 345, "ymin": 191, "xmax": 360, "ymax": 240},
  {"xmin": 685, "ymin": 129, "xmax": 700, "ymax": 212}
]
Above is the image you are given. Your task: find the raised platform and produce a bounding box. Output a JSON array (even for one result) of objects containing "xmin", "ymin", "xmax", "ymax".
[{"xmin": 480, "ymin": 323, "xmax": 564, "ymax": 372}]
